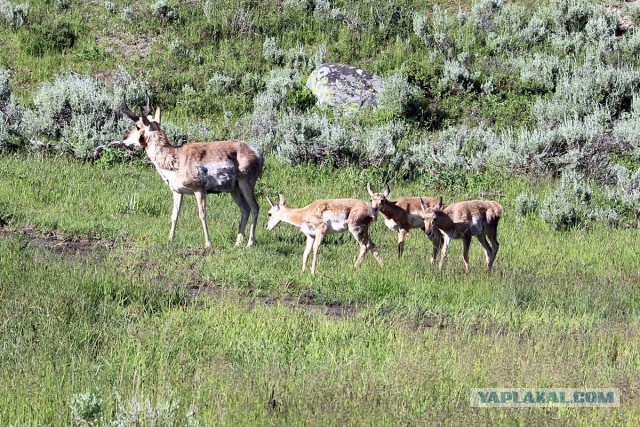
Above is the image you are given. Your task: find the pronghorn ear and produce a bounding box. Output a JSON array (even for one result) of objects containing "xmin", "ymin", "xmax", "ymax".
[
  {"xmin": 367, "ymin": 182, "xmax": 375, "ymax": 197},
  {"xmin": 143, "ymin": 91, "xmax": 151, "ymax": 117},
  {"xmin": 154, "ymin": 106, "xmax": 161, "ymax": 125},
  {"xmin": 383, "ymin": 183, "xmax": 391, "ymax": 197},
  {"xmin": 278, "ymin": 194, "xmax": 286, "ymax": 206},
  {"xmin": 266, "ymin": 195, "xmax": 274, "ymax": 207},
  {"xmin": 420, "ymin": 197, "xmax": 427, "ymax": 212}
]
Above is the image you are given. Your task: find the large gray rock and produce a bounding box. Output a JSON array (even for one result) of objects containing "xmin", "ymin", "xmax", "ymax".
[{"xmin": 306, "ymin": 63, "xmax": 383, "ymax": 110}]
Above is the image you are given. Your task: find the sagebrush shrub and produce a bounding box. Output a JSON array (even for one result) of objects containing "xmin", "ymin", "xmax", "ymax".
[
  {"xmin": 22, "ymin": 70, "xmax": 147, "ymax": 159},
  {"xmin": 520, "ymin": 15, "xmax": 547, "ymax": 46},
  {"xmin": 70, "ymin": 391, "xmax": 103, "ymax": 426},
  {"xmin": 515, "ymin": 53, "xmax": 561, "ymax": 92},
  {"xmin": 275, "ymin": 111, "xmax": 356, "ymax": 166},
  {"xmin": 541, "ymin": 171, "xmax": 591, "ymax": 230},
  {"xmin": 379, "ymin": 72, "xmax": 425, "ymax": 118},
  {"xmin": 438, "ymin": 60, "xmax": 473, "ymax": 93},
  {"xmin": 151, "ymin": 0, "xmax": 175, "ymax": 23},
  {"xmin": 515, "ymin": 193, "xmax": 539, "ymax": 217},
  {"xmin": 263, "ymin": 37, "xmax": 284, "ymax": 65},
  {"xmin": 470, "ymin": 0, "xmax": 503, "ymax": 33},
  {"xmin": 206, "ymin": 73, "xmax": 236, "ymax": 96},
  {"xmin": 0, "ymin": 0, "xmax": 29, "ymax": 28},
  {"xmin": 0, "ymin": 66, "xmax": 23, "ymax": 150},
  {"xmin": 357, "ymin": 121, "xmax": 406, "ymax": 168}
]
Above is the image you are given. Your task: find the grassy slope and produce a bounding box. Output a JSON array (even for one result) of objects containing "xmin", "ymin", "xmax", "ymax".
[{"xmin": 1, "ymin": 154, "xmax": 639, "ymax": 425}]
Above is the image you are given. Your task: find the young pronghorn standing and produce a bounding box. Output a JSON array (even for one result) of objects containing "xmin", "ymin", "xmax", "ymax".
[
  {"xmin": 266, "ymin": 194, "xmax": 383, "ymax": 275},
  {"xmin": 122, "ymin": 98, "xmax": 262, "ymax": 248},
  {"xmin": 419, "ymin": 197, "xmax": 502, "ymax": 273},
  {"xmin": 367, "ymin": 183, "xmax": 442, "ymax": 263}
]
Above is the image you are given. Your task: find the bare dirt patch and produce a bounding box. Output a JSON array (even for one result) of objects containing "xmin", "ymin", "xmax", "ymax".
[
  {"xmin": 0, "ymin": 224, "xmax": 115, "ymax": 258},
  {"xmin": 187, "ymin": 283, "xmax": 357, "ymax": 319}
]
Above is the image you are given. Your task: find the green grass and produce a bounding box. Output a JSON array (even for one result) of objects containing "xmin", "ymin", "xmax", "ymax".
[{"xmin": 1, "ymin": 154, "xmax": 639, "ymax": 425}]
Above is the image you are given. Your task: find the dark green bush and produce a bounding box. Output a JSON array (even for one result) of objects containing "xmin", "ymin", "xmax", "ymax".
[{"xmin": 22, "ymin": 19, "xmax": 76, "ymax": 56}]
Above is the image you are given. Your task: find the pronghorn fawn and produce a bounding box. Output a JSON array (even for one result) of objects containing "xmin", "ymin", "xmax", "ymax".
[
  {"xmin": 266, "ymin": 194, "xmax": 383, "ymax": 275},
  {"xmin": 122, "ymin": 97, "xmax": 263, "ymax": 248},
  {"xmin": 367, "ymin": 182, "xmax": 442, "ymax": 264},
  {"xmin": 419, "ymin": 197, "xmax": 502, "ymax": 273}
]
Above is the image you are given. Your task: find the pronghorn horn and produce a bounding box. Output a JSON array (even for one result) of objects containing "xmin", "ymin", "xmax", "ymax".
[
  {"xmin": 122, "ymin": 96, "xmax": 139, "ymax": 121},
  {"xmin": 141, "ymin": 110, "xmax": 151, "ymax": 126},
  {"xmin": 384, "ymin": 182, "xmax": 391, "ymax": 197}
]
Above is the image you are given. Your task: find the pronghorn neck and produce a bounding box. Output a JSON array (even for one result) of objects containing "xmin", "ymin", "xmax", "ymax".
[
  {"xmin": 145, "ymin": 132, "xmax": 178, "ymax": 171},
  {"xmin": 433, "ymin": 211, "xmax": 455, "ymax": 231},
  {"xmin": 280, "ymin": 206, "xmax": 308, "ymax": 228},
  {"xmin": 380, "ymin": 200, "xmax": 406, "ymax": 218}
]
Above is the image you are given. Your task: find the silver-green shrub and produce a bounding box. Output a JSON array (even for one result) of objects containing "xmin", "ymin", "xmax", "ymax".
[
  {"xmin": 439, "ymin": 60, "xmax": 473, "ymax": 93},
  {"xmin": 0, "ymin": 66, "xmax": 23, "ymax": 150},
  {"xmin": 275, "ymin": 111, "xmax": 355, "ymax": 166},
  {"xmin": 379, "ymin": 72, "xmax": 425, "ymax": 117},
  {"xmin": 541, "ymin": 172, "xmax": 591, "ymax": 230},
  {"xmin": 21, "ymin": 69, "xmax": 147, "ymax": 159},
  {"xmin": 206, "ymin": 73, "xmax": 236, "ymax": 96},
  {"xmin": 515, "ymin": 53, "xmax": 561, "ymax": 92},
  {"xmin": 520, "ymin": 15, "xmax": 548, "ymax": 46},
  {"xmin": 470, "ymin": 0, "xmax": 503, "ymax": 33},
  {"xmin": 0, "ymin": 0, "xmax": 29, "ymax": 29},
  {"xmin": 70, "ymin": 391, "xmax": 103, "ymax": 426},
  {"xmin": 532, "ymin": 65, "xmax": 640, "ymax": 126},
  {"xmin": 412, "ymin": 12, "xmax": 430, "ymax": 44},
  {"xmin": 150, "ymin": 0, "xmax": 174, "ymax": 23},
  {"xmin": 263, "ymin": 37, "xmax": 284, "ymax": 65},
  {"xmin": 357, "ymin": 121, "xmax": 405, "ymax": 168},
  {"xmin": 515, "ymin": 193, "xmax": 539, "ymax": 217}
]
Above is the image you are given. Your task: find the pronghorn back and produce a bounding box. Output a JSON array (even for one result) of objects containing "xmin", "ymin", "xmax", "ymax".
[{"xmin": 444, "ymin": 200, "xmax": 502, "ymax": 225}]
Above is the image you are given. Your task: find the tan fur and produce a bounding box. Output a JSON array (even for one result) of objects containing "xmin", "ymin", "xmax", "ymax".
[
  {"xmin": 122, "ymin": 102, "xmax": 263, "ymax": 248},
  {"xmin": 367, "ymin": 183, "xmax": 442, "ymax": 263},
  {"xmin": 420, "ymin": 198, "xmax": 502, "ymax": 273},
  {"xmin": 266, "ymin": 196, "xmax": 383, "ymax": 275}
]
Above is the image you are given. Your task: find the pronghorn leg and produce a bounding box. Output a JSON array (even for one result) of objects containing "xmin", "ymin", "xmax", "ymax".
[
  {"xmin": 310, "ymin": 231, "xmax": 325, "ymax": 276},
  {"xmin": 194, "ymin": 190, "xmax": 211, "ymax": 248},
  {"xmin": 487, "ymin": 231, "xmax": 500, "ymax": 271},
  {"xmin": 428, "ymin": 229, "xmax": 442, "ymax": 266},
  {"xmin": 238, "ymin": 178, "xmax": 260, "ymax": 247},
  {"xmin": 302, "ymin": 234, "xmax": 314, "ymax": 272},
  {"xmin": 397, "ymin": 228, "xmax": 408, "ymax": 257},
  {"xmin": 462, "ymin": 235, "xmax": 472, "ymax": 273},
  {"xmin": 476, "ymin": 234, "xmax": 494, "ymax": 272},
  {"xmin": 350, "ymin": 227, "xmax": 368, "ymax": 268},
  {"xmin": 169, "ymin": 191, "xmax": 183, "ymax": 242},
  {"xmin": 230, "ymin": 187, "xmax": 250, "ymax": 246},
  {"xmin": 439, "ymin": 235, "xmax": 451, "ymax": 270},
  {"xmin": 368, "ymin": 235, "xmax": 383, "ymax": 266}
]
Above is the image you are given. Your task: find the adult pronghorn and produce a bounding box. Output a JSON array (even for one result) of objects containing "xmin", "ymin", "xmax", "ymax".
[
  {"xmin": 367, "ymin": 182, "xmax": 442, "ymax": 264},
  {"xmin": 419, "ymin": 197, "xmax": 502, "ymax": 273},
  {"xmin": 121, "ymin": 97, "xmax": 262, "ymax": 248},
  {"xmin": 266, "ymin": 194, "xmax": 383, "ymax": 275}
]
